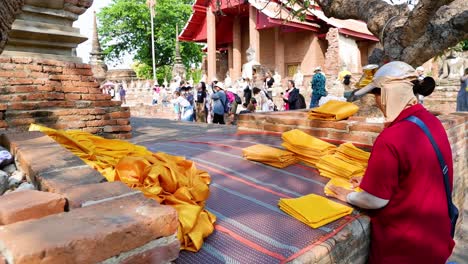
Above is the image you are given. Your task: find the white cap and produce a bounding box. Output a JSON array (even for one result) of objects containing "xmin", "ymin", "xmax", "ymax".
[
  {"xmin": 314, "ymin": 66, "xmax": 322, "ymax": 72},
  {"xmin": 416, "ymin": 66, "xmax": 424, "ymax": 72}
]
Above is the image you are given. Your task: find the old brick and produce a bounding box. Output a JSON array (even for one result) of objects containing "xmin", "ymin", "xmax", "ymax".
[
  {"xmin": 237, "ymin": 120, "xmax": 264, "ymax": 130},
  {"xmin": 35, "ymin": 59, "xmax": 75, "ymax": 68},
  {"xmin": 349, "ymin": 123, "xmax": 384, "ymax": 134},
  {"xmin": 32, "ymin": 78, "xmax": 48, "ymax": 85},
  {"xmin": 30, "ymin": 71, "xmax": 48, "ymax": 79},
  {"xmin": 72, "ymin": 81, "xmax": 99, "ymax": 88},
  {"xmin": 74, "ymin": 63, "xmax": 92, "ymax": 69},
  {"xmin": 103, "ymin": 125, "xmax": 132, "ymax": 133},
  {"xmin": 0, "ymin": 193, "xmax": 177, "ymax": 264},
  {"xmin": 1, "ymin": 131, "xmax": 53, "ymax": 155},
  {"xmin": 66, "ymin": 121, "xmax": 87, "ymax": 129},
  {"xmin": 108, "ymin": 133, "xmax": 133, "ymax": 139},
  {"xmin": 327, "ymin": 131, "xmax": 374, "ymax": 145},
  {"xmin": 109, "ymin": 111, "xmax": 131, "ymax": 119},
  {"xmin": 62, "ymin": 86, "xmax": 88, "ymax": 93},
  {"xmin": 37, "ymin": 166, "xmax": 106, "ymax": 193},
  {"xmin": 0, "ymin": 63, "xmax": 16, "ymax": 70},
  {"xmin": 117, "ymin": 237, "xmax": 180, "ymax": 264},
  {"xmin": 82, "ymin": 127, "xmax": 103, "ymax": 134},
  {"xmin": 49, "ymin": 74, "xmax": 81, "ymax": 81},
  {"xmin": 9, "ymin": 78, "xmax": 34, "ymax": 85},
  {"xmin": 264, "ymin": 123, "xmax": 295, "ymax": 133},
  {"xmin": 63, "ymin": 68, "xmax": 93, "ymax": 76},
  {"xmin": 0, "ymin": 57, "xmax": 11, "ymax": 63},
  {"xmin": 43, "ymin": 66, "xmax": 63, "ymax": 73},
  {"xmin": 0, "ymin": 190, "xmax": 66, "ymax": 225},
  {"xmin": 88, "ymin": 87, "xmax": 103, "ymax": 94},
  {"xmin": 0, "ymin": 121, "xmax": 8, "ymax": 129},
  {"xmin": 9, "ymin": 102, "xmax": 38, "ymax": 110},
  {"xmin": 12, "ymin": 57, "xmax": 33, "ymax": 64},
  {"xmin": 86, "ymin": 120, "xmax": 115, "ymax": 127},
  {"xmin": 0, "ymin": 70, "xmax": 29, "ymax": 78},
  {"xmin": 23, "ymin": 64, "xmax": 43, "ymax": 72},
  {"xmin": 65, "ymin": 93, "xmax": 81, "ymax": 100},
  {"xmin": 116, "ymin": 119, "xmax": 130, "ymax": 125},
  {"xmin": 63, "ymin": 181, "xmax": 136, "ymax": 209}
]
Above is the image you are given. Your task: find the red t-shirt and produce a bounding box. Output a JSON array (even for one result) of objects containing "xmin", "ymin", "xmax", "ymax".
[{"xmin": 360, "ymin": 104, "xmax": 455, "ymax": 264}]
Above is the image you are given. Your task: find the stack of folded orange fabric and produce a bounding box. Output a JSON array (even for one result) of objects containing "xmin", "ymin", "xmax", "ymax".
[
  {"xmin": 281, "ymin": 129, "xmax": 336, "ymax": 166},
  {"xmin": 242, "ymin": 144, "xmax": 298, "ymax": 168},
  {"xmin": 308, "ymin": 100, "xmax": 359, "ymax": 121},
  {"xmin": 334, "ymin": 143, "xmax": 370, "ymax": 168},
  {"xmin": 278, "ymin": 194, "xmax": 353, "ymax": 228},
  {"xmin": 316, "ymin": 142, "xmax": 370, "ymax": 180}
]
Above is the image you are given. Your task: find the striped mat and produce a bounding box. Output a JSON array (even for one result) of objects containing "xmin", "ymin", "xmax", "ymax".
[{"xmin": 144, "ymin": 132, "xmax": 362, "ymax": 264}]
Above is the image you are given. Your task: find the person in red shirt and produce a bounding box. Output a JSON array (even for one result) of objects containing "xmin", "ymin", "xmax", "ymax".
[{"xmin": 328, "ymin": 61, "xmax": 455, "ymax": 264}]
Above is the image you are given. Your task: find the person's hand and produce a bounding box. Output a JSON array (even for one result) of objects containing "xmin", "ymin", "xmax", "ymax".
[
  {"xmin": 326, "ymin": 185, "xmax": 353, "ymax": 203},
  {"xmin": 350, "ymin": 176, "xmax": 363, "ymax": 189}
]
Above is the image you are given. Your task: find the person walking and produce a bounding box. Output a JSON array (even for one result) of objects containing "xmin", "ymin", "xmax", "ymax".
[
  {"xmin": 310, "ymin": 67, "xmax": 327, "ymax": 108},
  {"xmin": 211, "ymin": 82, "xmax": 227, "ymax": 124},
  {"xmin": 456, "ymin": 68, "xmax": 468, "ymax": 112},
  {"xmin": 196, "ymin": 82, "xmax": 207, "ymax": 123},
  {"xmin": 327, "ymin": 61, "xmax": 455, "ymax": 264}
]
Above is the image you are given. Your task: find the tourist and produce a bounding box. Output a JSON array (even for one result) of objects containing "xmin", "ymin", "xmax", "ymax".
[
  {"xmin": 211, "ymin": 82, "xmax": 227, "ymax": 124},
  {"xmin": 108, "ymin": 86, "xmax": 116, "ymax": 99},
  {"xmin": 283, "ymin": 80, "xmax": 305, "ymax": 110},
  {"xmin": 264, "ymin": 70, "xmax": 274, "ymax": 98},
  {"xmin": 196, "ymin": 82, "xmax": 207, "ymax": 123},
  {"xmin": 281, "ymin": 82, "xmax": 293, "ymax": 111},
  {"xmin": 119, "ymin": 85, "xmax": 126, "ymax": 105},
  {"xmin": 327, "ymin": 61, "xmax": 455, "ymax": 264},
  {"xmin": 310, "ymin": 66, "xmax": 327, "ymax": 108},
  {"xmin": 252, "ymin": 87, "xmax": 269, "ymax": 112},
  {"xmin": 456, "ymin": 68, "xmax": 468, "ymax": 112},
  {"xmin": 152, "ymin": 85, "xmax": 160, "ymax": 105},
  {"xmin": 239, "ymin": 98, "xmax": 257, "ymax": 115},
  {"xmin": 172, "ymin": 91, "xmax": 193, "ymax": 122},
  {"xmin": 415, "ymin": 66, "xmax": 426, "ymax": 104},
  {"xmin": 242, "ymin": 78, "xmax": 252, "ymax": 108}
]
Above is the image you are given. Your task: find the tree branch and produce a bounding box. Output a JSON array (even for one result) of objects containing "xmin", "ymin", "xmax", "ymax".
[
  {"xmin": 316, "ymin": 0, "xmax": 405, "ymax": 38},
  {"xmin": 400, "ymin": 0, "xmax": 456, "ymax": 46},
  {"xmin": 401, "ymin": 0, "xmax": 468, "ymax": 65}
]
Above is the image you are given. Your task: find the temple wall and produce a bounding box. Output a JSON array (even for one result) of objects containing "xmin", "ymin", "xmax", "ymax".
[
  {"xmin": 0, "ymin": 56, "xmax": 131, "ymax": 139},
  {"xmin": 259, "ymin": 28, "xmax": 276, "ymax": 72}
]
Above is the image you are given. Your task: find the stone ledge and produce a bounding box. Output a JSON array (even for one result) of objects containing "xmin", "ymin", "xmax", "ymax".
[
  {"xmin": 289, "ymin": 216, "xmax": 370, "ymax": 264},
  {"xmin": 0, "ymin": 190, "xmax": 66, "ymax": 225},
  {"xmin": 0, "ymin": 193, "xmax": 178, "ymax": 264}
]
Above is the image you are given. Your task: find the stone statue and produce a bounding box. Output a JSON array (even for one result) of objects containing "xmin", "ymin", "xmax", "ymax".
[
  {"xmin": 273, "ymin": 70, "xmax": 282, "ymax": 86},
  {"xmin": 163, "ymin": 78, "xmax": 168, "ymax": 88},
  {"xmin": 440, "ymin": 50, "xmax": 466, "ymax": 81},
  {"xmin": 293, "ymin": 67, "xmax": 304, "ymax": 88},
  {"xmin": 224, "ymin": 71, "xmax": 232, "ymax": 88},
  {"xmin": 242, "ymin": 47, "xmax": 260, "ymax": 79}
]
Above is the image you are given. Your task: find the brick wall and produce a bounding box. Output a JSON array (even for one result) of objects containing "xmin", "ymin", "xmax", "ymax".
[
  {"xmin": 0, "ymin": 0, "xmax": 24, "ymax": 54},
  {"xmin": 0, "ymin": 132, "xmax": 179, "ymax": 263},
  {"xmin": 0, "ymin": 56, "xmax": 132, "ymax": 138},
  {"xmin": 238, "ymin": 110, "xmax": 467, "ymax": 233}
]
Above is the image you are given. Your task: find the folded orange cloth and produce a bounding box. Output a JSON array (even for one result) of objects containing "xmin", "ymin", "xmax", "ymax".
[
  {"xmin": 242, "ymin": 144, "xmax": 298, "ymax": 168},
  {"xmin": 308, "ymin": 100, "xmax": 359, "ymax": 121}
]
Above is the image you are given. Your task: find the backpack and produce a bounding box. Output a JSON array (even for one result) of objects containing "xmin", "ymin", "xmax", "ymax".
[
  {"xmin": 296, "ymin": 93, "xmax": 306, "ymax": 109},
  {"xmin": 226, "ymin": 91, "xmax": 235, "ymax": 103},
  {"xmin": 234, "ymin": 93, "xmax": 242, "ymax": 104},
  {"xmin": 343, "ymin": 75, "xmax": 351, "ymax": 85}
]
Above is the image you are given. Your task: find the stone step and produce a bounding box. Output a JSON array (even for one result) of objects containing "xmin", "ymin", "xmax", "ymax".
[{"xmin": 0, "ymin": 193, "xmax": 178, "ymax": 264}]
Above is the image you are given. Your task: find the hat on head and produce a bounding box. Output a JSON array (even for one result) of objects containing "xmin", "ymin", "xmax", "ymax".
[
  {"xmin": 215, "ymin": 82, "xmax": 225, "ymax": 90},
  {"xmin": 416, "ymin": 66, "xmax": 424, "ymax": 72},
  {"xmin": 348, "ymin": 61, "xmax": 435, "ymax": 122},
  {"xmin": 314, "ymin": 66, "xmax": 322, "ymax": 72}
]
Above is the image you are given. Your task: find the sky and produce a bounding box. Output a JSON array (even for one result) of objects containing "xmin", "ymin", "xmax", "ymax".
[{"xmin": 74, "ymin": 0, "xmax": 133, "ymax": 69}]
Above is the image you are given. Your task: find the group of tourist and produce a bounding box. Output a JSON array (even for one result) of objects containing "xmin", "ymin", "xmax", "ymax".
[{"xmin": 102, "ymin": 84, "xmax": 127, "ymax": 104}]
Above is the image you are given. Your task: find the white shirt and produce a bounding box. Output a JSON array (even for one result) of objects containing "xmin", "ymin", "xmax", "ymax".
[{"xmin": 174, "ymin": 96, "xmax": 190, "ymax": 108}]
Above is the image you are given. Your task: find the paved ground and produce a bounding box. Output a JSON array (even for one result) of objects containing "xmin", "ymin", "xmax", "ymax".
[{"xmin": 130, "ymin": 117, "xmax": 467, "ymax": 264}]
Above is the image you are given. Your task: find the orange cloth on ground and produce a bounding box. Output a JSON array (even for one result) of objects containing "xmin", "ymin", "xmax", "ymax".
[
  {"xmin": 242, "ymin": 144, "xmax": 298, "ymax": 168},
  {"xmin": 29, "ymin": 124, "xmax": 215, "ymax": 252},
  {"xmin": 308, "ymin": 100, "xmax": 359, "ymax": 121},
  {"xmin": 278, "ymin": 194, "xmax": 353, "ymax": 228},
  {"xmin": 281, "ymin": 129, "xmax": 336, "ymax": 166}
]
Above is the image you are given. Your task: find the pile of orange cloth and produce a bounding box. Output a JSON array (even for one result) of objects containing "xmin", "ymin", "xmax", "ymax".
[
  {"xmin": 324, "ymin": 177, "xmax": 362, "ymax": 196},
  {"xmin": 281, "ymin": 129, "xmax": 336, "ymax": 166},
  {"xmin": 278, "ymin": 194, "xmax": 353, "ymax": 228},
  {"xmin": 242, "ymin": 144, "xmax": 298, "ymax": 168},
  {"xmin": 316, "ymin": 143, "xmax": 370, "ymax": 180},
  {"xmin": 308, "ymin": 100, "xmax": 359, "ymax": 121},
  {"xmin": 335, "ymin": 142, "xmax": 370, "ymax": 168},
  {"xmin": 29, "ymin": 124, "xmax": 215, "ymax": 252}
]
